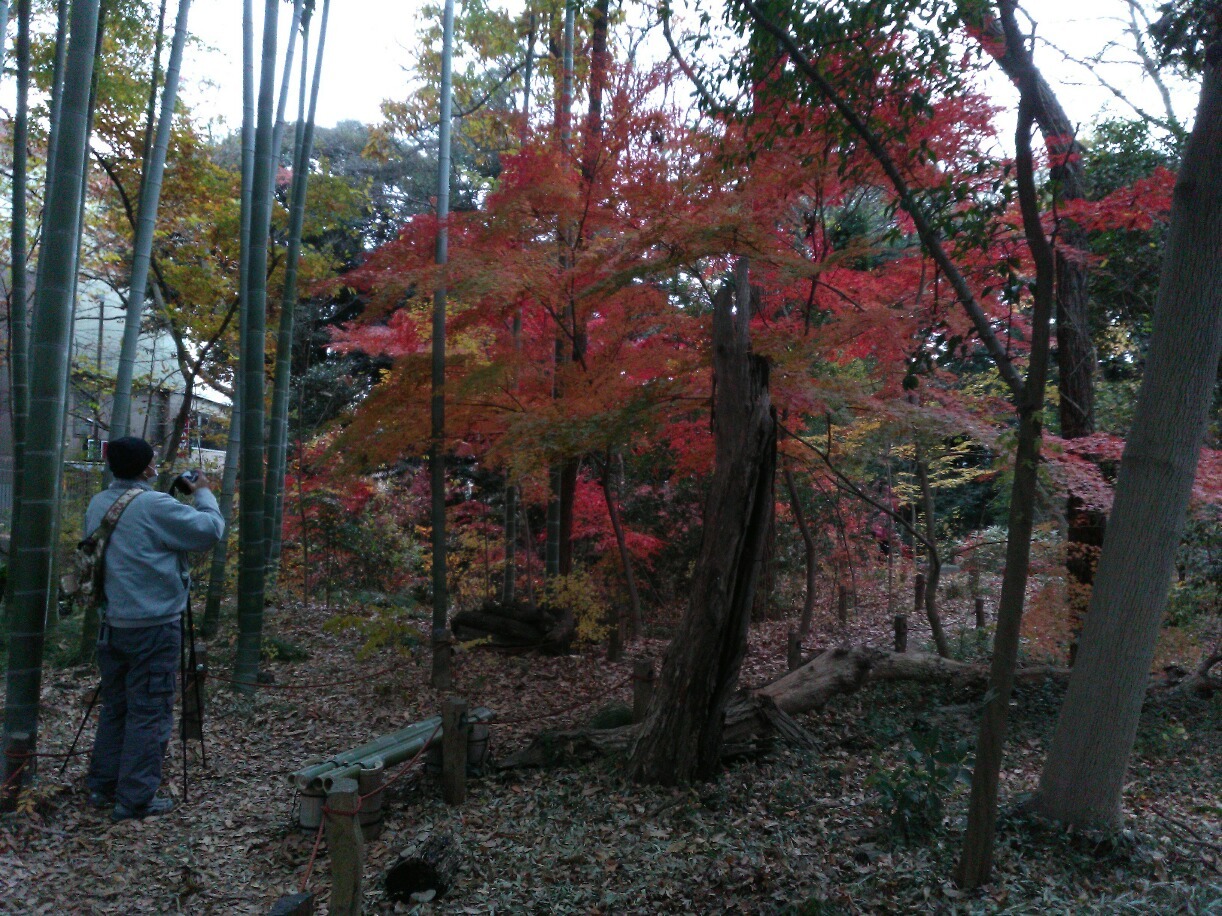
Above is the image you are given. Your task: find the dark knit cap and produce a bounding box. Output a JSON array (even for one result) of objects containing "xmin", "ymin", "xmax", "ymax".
[{"xmin": 107, "ymin": 436, "xmax": 155, "ymax": 479}]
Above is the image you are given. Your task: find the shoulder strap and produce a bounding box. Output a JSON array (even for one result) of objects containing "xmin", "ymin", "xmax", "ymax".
[{"xmin": 93, "ymin": 487, "xmax": 145, "ymax": 540}]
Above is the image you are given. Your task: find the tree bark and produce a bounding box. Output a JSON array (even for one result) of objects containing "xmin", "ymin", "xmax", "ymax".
[
  {"xmin": 916, "ymin": 451, "xmax": 950, "ymax": 658},
  {"xmin": 266, "ymin": 0, "xmax": 331, "ymax": 585},
  {"xmin": 602, "ymin": 450, "xmax": 642, "ymax": 640},
  {"xmin": 429, "ymin": 0, "xmax": 456, "ymax": 690},
  {"xmin": 4, "ymin": 0, "xmax": 31, "ymax": 619},
  {"xmin": 628, "ymin": 264, "xmax": 776, "ymax": 785},
  {"xmin": 233, "ymin": 0, "xmax": 280, "ymax": 690},
  {"xmin": 1036, "ymin": 31, "xmax": 1222, "ymax": 830},
  {"xmin": 2, "ymin": 0, "xmax": 101, "ymax": 801},
  {"xmin": 956, "ymin": 4, "xmax": 1058, "ymax": 888},
  {"xmin": 974, "ymin": 5, "xmax": 1095, "ymax": 438},
  {"xmin": 108, "ymin": 0, "xmax": 193, "ymax": 441},
  {"xmin": 782, "ymin": 465, "xmax": 819, "ymax": 639}
]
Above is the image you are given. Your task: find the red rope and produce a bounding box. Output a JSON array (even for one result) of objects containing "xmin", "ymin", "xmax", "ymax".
[
  {"xmin": 299, "ymin": 819, "xmax": 326, "ymax": 893},
  {"xmin": 1, "ymin": 760, "xmax": 28, "ymax": 792},
  {"xmin": 361, "ymin": 723, "xmax": 442, "ymax": 800},
  {"xmin": 297, "ymin": 722, "xmax": 441, "ymax": 894},
  {"xmin": 204, "ymin": 659, "xmax": 403, "ymax": 692},
  {"xmin": 489, "ymin": 675, "xmax": 632, "ymax": 726}
]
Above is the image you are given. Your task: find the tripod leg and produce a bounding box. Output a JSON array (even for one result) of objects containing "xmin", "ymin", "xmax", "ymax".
[
  {"xmin": 185, "ymin": 596, "xmax": 208, "ymax": 769},
  {"xmin": 180, "ymin": 620, "xmax": 189, "ymax": 804},
  {"xmin": 61, "ymin": 686, "xmax": 101, "ymax": 777}
]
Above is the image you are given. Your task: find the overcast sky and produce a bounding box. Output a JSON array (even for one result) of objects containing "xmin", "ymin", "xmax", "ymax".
[{"xmin": 180, "ymin": 0, "xmax": 1197, "ymax": 140}]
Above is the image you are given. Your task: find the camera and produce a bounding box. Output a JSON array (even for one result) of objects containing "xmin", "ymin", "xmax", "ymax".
[{"xmin": 172, "ymin": 469, "xmax": 201, "ymax": 495}]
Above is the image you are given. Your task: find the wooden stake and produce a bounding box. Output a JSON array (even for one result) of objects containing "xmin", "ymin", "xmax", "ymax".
[
  {"xmin": 324, "ymin": 777, "xmax": 364, "ymax": 916},
  {"xmin": 837, "ymin": 585, "xmax": 848, "ymax": 624},
  {"xmin": 442, "ymin": 697, "xmax": 468, "ymax": 805},
  {"xmin": 787, "ymin": 628, "xmax": 802, "ymax": 670},
  {"xmin": 975, "ymin": 597, "xmax": 986, "ymax": 629},
  {"xmin": 894, "ymin": 614, "xmax": 908, "ymax": 652},
  {"xmin": 914, "ymin": 572, "xmax": 926, "ymax": 614},
  {"xmin": 632, "ymin": 658, "xmax": 654, "ymax": 723}
]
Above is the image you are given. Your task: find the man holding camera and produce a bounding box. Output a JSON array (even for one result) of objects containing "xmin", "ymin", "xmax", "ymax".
[{"xmin": 85, "ymin": 436, "xmax": 224, "ymax": 821}]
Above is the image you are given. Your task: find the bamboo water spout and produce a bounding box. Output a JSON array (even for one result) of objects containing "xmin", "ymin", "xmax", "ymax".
[{"xmin": 292, "ymin": 708, "xmax": 495, "ymax": 791}]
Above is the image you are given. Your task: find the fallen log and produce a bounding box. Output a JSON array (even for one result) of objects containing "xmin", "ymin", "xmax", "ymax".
[
  {"xmin": 499, "ymin": 647, "xmax": 1065, "ymax": 770},
  {"xmin": 451, "ymin": 600, "xmax": 574, "ymax": 654},
  {"xmin": 755, "ymin": 646, "xmax": 1067, "ymax": 715}
]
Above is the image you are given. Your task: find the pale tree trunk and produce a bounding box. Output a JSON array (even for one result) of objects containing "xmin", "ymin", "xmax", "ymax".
[
  {"xmin": 1, "ymin": 0, "xmax": 101, "ymax": 803},
  {"xmin": 429, "ymin": 0, "xmax": 455, "ymax": 690},
  {"xmin": 4, "ymin": 0, "xmax": 30, "ymax": 621},
  {"xmin": 628, "ymin": 263, "xmax": 777, "ymax": 785},
  {"xmin": 1035, "ymin": 31, "xmax": 1222, "ymax": 830},
  {"xmin": 108, "ymin": 0, "xmax": 192, "ymax": 440},
  {"xmin": 956, "ymin": 5, "xmax": 1057, "ymax": 888},
  {"xmin": 266, "ymin": 0, "xmax": 330, "ymax": 584},
  {"xmin": 545, "ymin": 0, "xmax": 576, "ymax": 580},
  {"xmin": 137, "ymin": 0, "xmax": 167, "ymax": 185},
  {"xmin": 5, "ymin": 0, "xmax": 62, "ymax": 612},
  {"xmin": 233, "ymin": 0, "xmax": 280, "ymax": 690},
  {"xmin": 203, "ymin": 0, "xmax": 256, "ymax": 641},
  {"xmin": 502, "ymin": 9, "xmax": 537, "ymax": 603}
]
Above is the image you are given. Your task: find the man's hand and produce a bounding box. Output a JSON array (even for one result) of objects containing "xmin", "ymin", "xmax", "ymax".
[{"xmin": 185, "ymin": 473, "xmax": 213, "ymax": 494}]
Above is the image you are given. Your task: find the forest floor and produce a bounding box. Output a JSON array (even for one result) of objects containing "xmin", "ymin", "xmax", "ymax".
[{"xmin": 1, "ymin": 584, "xmax": 1219, "ymax": 915}]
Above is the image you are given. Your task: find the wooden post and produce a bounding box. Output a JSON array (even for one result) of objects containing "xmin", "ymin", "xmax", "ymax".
[
  {"xmin": 787, "ymin": 628, "xmax": 802, "ymax": 670},
  {"xmin": 632, "ymin": 658, "xmax": 654, "ymax": 723},
  {"xmin": 894, "ymin": 614, "xmax": 907, "ymax": 652},
  {"xmin": 837, "ymin": 585, "xmax": 848, "ymax": 624},
  {"xmin": 183, "ymin": 643, "xmax": 207, "ymax": 741},
  {"xmin": 914, "ymin": 572, "xmax": 926, "ymax": 615},
  {"xmin": 975, "ymin": 597, "xmax": 986, "ymax": 629},
  {"xmin": 324, "ymin": 777, "xmax": 364, "ymax": 916},
  {"xmin": 442, "ymin": 697, "xmax": 468, "ymax": 805},
  {"xmin": 431, "ymin": 627, "xmax": 452, "ymax": 691}
]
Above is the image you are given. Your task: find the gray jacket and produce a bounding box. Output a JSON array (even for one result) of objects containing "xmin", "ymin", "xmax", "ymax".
[{"xmin": 85, "ymin": 479, "xmax": 225, "ymax": 628}]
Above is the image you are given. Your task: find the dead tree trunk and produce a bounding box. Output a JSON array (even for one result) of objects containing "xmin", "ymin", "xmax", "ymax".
[{"xmin": 627, "ymin": 265, "xmax": 776, "ymax": 785}]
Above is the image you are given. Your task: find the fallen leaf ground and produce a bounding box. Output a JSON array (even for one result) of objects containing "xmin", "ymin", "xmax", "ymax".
[{"xmin": 2, "ymin": 590, "xmax": 1219, "ymax": 914}]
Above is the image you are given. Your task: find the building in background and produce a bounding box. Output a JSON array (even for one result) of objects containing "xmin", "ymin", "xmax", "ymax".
[{"xmin": 0, "ymin": 280, "xmax": 231, "ymax": 529}]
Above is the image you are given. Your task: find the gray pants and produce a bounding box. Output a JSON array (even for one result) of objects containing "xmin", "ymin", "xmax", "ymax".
[{"xmin": 87, "ymin": 620, "xmax": 180, "ymax": 810}]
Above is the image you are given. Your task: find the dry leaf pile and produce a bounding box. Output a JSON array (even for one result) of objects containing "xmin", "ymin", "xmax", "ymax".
[{"xmin": 1, "ymin": 587, "xmax": 1218, "ymax": 914}]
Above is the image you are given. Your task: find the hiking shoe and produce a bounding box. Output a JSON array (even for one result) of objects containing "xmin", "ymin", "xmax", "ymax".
[
  {"xmin": 87, "ymin": 789, "xmax": 114, "ymax": 809},
  {"xmin": 112, "ymin": 794, "xmax": 176, "ymax": 822}
]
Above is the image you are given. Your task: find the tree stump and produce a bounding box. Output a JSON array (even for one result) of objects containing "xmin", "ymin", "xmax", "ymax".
[
  {"xmin": 894, "ymin": 614, "xmax": 907, "ymax": 652},
  {"xmin": 787, "ymin": 628, "xmax": 802, "ymax": 670},
  {"xmin": 385, "ymin": 832, "xmax": 462, "ymax": 904},
  {"xmin": 324, "ymin": 777, "xmax": 364, "ymax": 916},
  {"xmin": 975, "ymin": 597, "xmax": 986, "ymax": 629}
]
